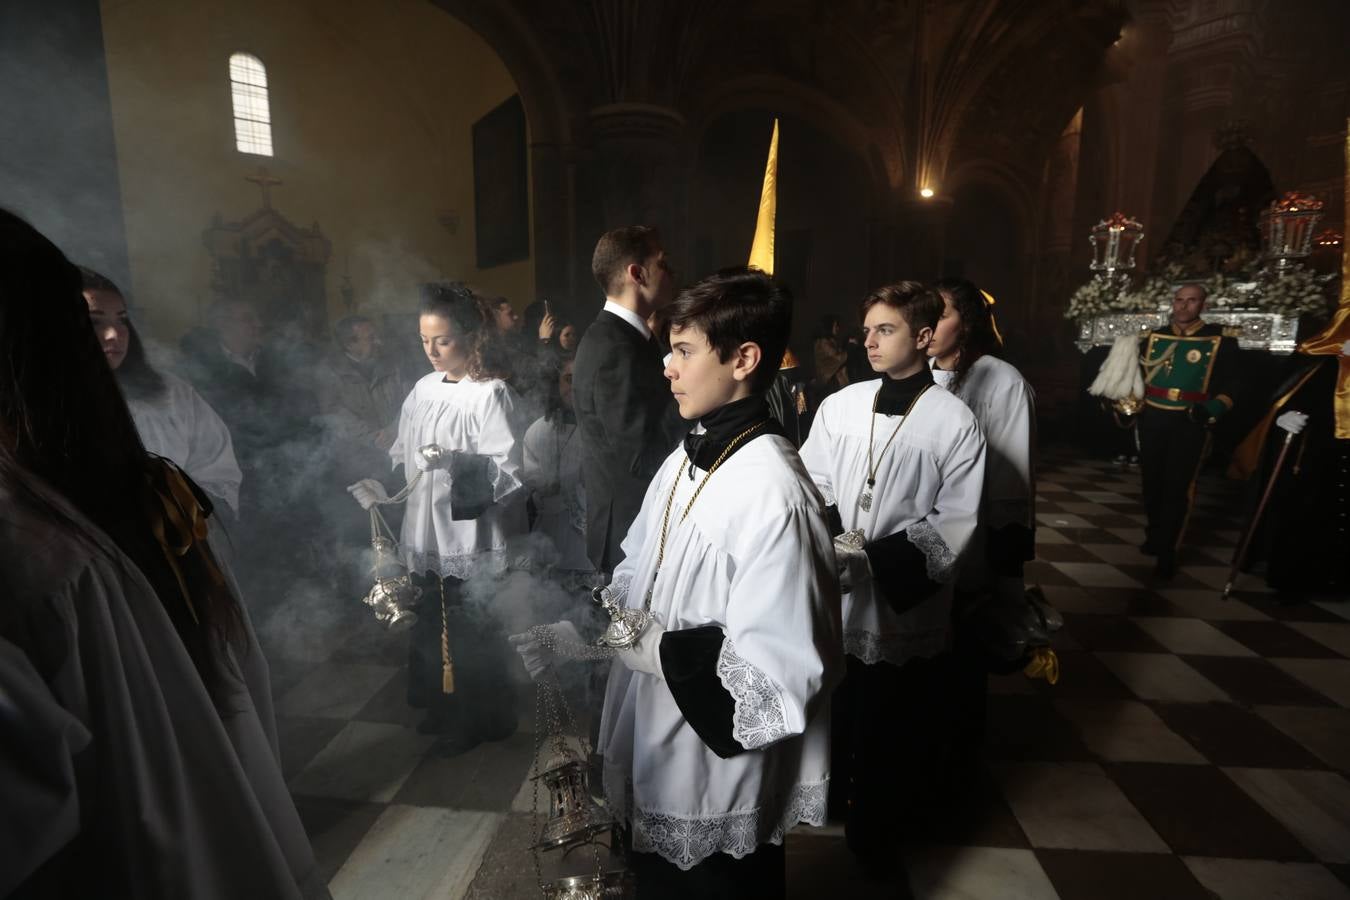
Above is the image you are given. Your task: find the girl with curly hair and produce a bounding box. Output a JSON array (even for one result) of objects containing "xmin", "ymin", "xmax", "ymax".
[{"xmin": 347, "ymin": 282, "xmax": 526, "ymax": 754}]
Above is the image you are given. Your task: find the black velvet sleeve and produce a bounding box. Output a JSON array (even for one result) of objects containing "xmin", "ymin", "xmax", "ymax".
[
  {"xmin": 986, "ymin": 523, "xmax": 1035, "ymax": 578},
  {"xmin": 864, "ymin": 528, "xmax": 943, "ymax": 614},
  {"xmin": 823, "ymin": 505, "xmax": 845, "ymax": 539},
  {"xmin": 449, "ymin": 452, "xmax": 496, "ymax": 521},
  {"xmin": 658, "ymin": 625, "xmax": 746, "ymax": 759}
]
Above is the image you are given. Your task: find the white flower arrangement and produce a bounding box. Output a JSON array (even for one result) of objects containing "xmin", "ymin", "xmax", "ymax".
[
  {"xmin": 1118, "ymin": 275, "xmax": 1176, "ymax": 312},
  {"xmin": 1065, "ymin": 276, "xmax": 1130, "ymax": 319},
  {"xmin": 1068, "ymin": 261, "xmax": 1331, "ymax": 321},
  {"xmin": 1255, "ymin": 263, "xmax": 1334, "ymax": 316}
]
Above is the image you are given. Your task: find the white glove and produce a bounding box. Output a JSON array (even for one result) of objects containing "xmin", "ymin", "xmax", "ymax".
[
  {"xmin": 617, "ymin": 619, "xmax": 666, "ymax": 679},
  {"xmin": 416, "ymin": 443, "xmax": 454, "ymax": 472},
  {"xmin": 346, "ymin": 478, "xmax": 388, "ymax": 510},
  {"xmin": 1276, "ymin": 410, "xmax": 1308, "ymax": 435},
  {"xmin": 507, "ymin": 620, "xmax": 583, "ymax": 680},
  {"xmin": 833, "ymin": 532, "xmax": 871, "ymax": 594},
  {"xmin": 1341, "ymin": 340, "xmax": 1350, "ymax": 357}
]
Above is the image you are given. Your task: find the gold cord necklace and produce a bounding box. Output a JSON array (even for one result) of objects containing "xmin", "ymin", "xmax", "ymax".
[
  {"xmin": 642, "ymin": 420, "xmax": 767, "ymax": 609},
  {"xmin": 859, "ymin": 383, "xmax": 931, "ymax": 512}
]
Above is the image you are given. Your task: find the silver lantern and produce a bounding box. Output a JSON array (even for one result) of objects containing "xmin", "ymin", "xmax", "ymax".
[
  {"xmin": 532, "ymin": 754, "xmax": 617, "ymax": 851},
  {"xmin": 528, "ymin": 678, "xmax": 635, "ymax": 899},
  {"xmin": 1089, "ymin": 211, "xmax": 1144, "ymax": 285},
  {"xmin": 362, "ymin": 575, "xmax": 420, "ymax": 632},
  {"xmin": 539, "ymin": 872, "xmax": 636, "ymax": 900},
  {"xmin": 362, "ymin": 516, "xmax": 420, "ymax": 631},
  {"xmin": 1260, "ymin": 192, "xmax": 1324, "ymax": 272}
]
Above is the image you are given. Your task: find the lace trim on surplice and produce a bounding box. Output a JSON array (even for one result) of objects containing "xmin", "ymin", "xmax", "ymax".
[
  {"xmin": 906, "ymin": 519, "xmax": 956, "ymax": 583},
  {"xmin": 405, "ymin": 547, "xmax": 508, "ymax": 580},
  {"xmin": 715, "ymin": 637, "xmax": 792, "ymax": 751},
  {"xmin": 603, "ymin": 764, "xmax": 828, "ymax": 871},
  {"xmin": 842, "ymin": 626, "xmax": 949, "ymax": 666}
]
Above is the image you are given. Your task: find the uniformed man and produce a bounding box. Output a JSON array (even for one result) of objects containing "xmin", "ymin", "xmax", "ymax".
[{"xmin": 1137, "ymin": 283, "xmax": 1239, "ymax": 579}]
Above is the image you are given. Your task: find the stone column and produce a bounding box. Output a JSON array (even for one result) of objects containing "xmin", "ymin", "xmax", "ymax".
[
  {"xmin": 529, "ymin": 140, "xmax": 575, "ymax": 304},
  {"xmin": 579, "ymin": 102, "xmax": 690, "ymax": 273}
]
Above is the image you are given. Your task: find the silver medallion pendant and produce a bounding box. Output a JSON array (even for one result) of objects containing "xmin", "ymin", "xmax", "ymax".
[{"xmin": 858, "ymin": 490, "xmax": 872, "ymax": 512}]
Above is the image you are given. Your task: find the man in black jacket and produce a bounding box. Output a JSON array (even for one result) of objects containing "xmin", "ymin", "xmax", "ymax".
[{"xmin": 573, "ymin": 226, "xmax": 683, "ymax": 573}]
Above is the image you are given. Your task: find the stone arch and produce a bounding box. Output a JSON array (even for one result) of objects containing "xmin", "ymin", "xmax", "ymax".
[
  {"xmin": 945, "ymin": 159, "xmax": 1039, "ymax": 256},
  {"xmin": 943, "ymin": 160, "xmax": 1041, "ymax": 338},
  {"xmin": 687, "ymin": 75, "xmax": 898, "ymax": 202},
  {"xmin": 425, "ymin": 1, "xmax": 583, "ymax": 299},
  {"xmin": 426, "ymin": 0, "xmax": 573, "ymax": 148}
]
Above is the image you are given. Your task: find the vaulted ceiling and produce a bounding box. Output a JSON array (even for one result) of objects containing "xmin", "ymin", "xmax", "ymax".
[{"xmin": 433, "ymin": 0, "xmax": 1127, "ymax": 196}]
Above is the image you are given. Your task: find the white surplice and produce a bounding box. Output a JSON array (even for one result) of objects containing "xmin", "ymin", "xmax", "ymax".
[
  {"xmin": 596, "ymin": 434, "xmax": 842, "ymax": 870},
  {"xmin": 389, "ymin": 372, "xmax": 528, "ymax": 578},
  {"xmin": 0, "ymin": 473, "xmax": 325, "ymax": 899},
  {"xmin": 932, "ymin": 355, "xmax": 1036, "ymax": 583},
  {"xmin": 799, "ymin": 380, "xmax": 986, "ymax": 666},
  {"xmin": 126, "ymin": 372, "xmax": 243, "ymax": 514},
  {"xmin": 522, "ymin": 413, "xmax": 591, "ymax": 571}
]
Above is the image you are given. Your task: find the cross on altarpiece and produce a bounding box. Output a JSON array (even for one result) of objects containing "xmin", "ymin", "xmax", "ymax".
[{"xmin": 245, "ymin": 166, "xmax": 283, "ymax": 208}]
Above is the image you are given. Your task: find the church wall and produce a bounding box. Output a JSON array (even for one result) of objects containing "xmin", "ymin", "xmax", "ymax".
[
  {"xmin": 99, "ymin": 0, "xmax": 533, "ymax": 345},
  {"xmin": 1, "ymin": 0, "xmax": 130, "ymax": 288}
]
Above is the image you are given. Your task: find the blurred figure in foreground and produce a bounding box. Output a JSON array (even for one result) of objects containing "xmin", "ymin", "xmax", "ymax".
[{"xmin": 0, "ymin": 209, "xmax": 325, "ymax": 898}]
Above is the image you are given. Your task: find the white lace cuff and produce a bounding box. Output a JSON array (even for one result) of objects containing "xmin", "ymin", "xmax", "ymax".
[
  {"xmin": 715, "ymin": 637, "xmax": 792, "ymax": 751},
  {"xmin": 906, "ymin": 519, "xmax": 957, "ymax": 583}
]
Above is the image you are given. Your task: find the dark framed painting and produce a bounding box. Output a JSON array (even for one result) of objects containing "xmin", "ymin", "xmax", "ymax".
[{"xmin": 472, "ymin": 94, "xmax": 530, "ymax": 268}]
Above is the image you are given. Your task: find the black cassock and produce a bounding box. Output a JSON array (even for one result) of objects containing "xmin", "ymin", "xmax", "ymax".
[
  {"xmin": 406, "ymin": 452, "xmax": 517, "ymax": 746},
  {"xmin": 1249, "ymin": 357, "xmax": 1350, "ymax": 595}
]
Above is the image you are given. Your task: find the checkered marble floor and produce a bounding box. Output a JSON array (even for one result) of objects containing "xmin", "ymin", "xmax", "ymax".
[{"xmin": 266, "ymin": 447, "xmax": 1350, "ymax": 899}]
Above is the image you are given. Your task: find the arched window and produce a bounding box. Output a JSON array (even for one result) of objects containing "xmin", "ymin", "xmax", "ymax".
[{"xmin": 229, "ymin": 53, "xmax": 273, "ymax": 156}]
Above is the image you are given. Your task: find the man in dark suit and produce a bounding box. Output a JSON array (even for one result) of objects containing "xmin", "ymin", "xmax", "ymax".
[{"xmin": 573, "ymin": 226, "xmax": 682, "ymax": 573}]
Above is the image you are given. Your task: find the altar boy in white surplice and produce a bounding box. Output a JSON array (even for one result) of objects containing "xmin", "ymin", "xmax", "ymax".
[
  {"xmin": 798, "ymin": 281, "xmax": 986, "ymax": 867},
  {"xmin": 512, "ymin": 267, "xmax": 842, "ymax": 898}
]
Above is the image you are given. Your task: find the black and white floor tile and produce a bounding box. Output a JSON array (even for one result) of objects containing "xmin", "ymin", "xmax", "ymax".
[{"xmin": 263, "ymin": 447, "xmax": 1350, "ymax": 898}]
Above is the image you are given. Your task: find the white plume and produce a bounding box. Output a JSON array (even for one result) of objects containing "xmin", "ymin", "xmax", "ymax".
[{"xmin": 1088, "ymin": 335, "xmax": 1144, "ymax": 401}]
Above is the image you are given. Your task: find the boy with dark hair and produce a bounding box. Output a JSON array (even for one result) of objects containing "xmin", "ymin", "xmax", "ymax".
[
  {"xmin": 514, "ymin": 267, "xmax": 842, "ymax": 898},
  {"xmin": 799, "ymin": 281, "xmax": 986, "ymax": 866}
]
